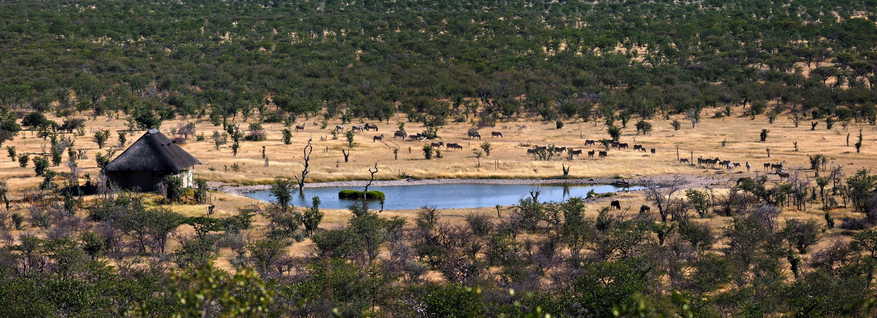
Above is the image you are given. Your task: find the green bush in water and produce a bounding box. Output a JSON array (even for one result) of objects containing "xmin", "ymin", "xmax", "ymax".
[{"xmin": 338, "ymin": 190, "xmax": 385, "ymax": 201}]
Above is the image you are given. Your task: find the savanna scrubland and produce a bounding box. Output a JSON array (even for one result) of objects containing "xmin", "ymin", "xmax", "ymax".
[{"xmin": 2, "ymin": 0, "xmax": 877, "ymax": 316}]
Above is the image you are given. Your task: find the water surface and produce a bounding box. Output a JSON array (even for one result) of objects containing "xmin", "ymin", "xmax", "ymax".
[{"xmin": 244, "ymin": 183, "xmax": 641, "ymax": 210}]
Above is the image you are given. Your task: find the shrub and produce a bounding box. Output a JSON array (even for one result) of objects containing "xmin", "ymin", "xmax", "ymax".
[
  {"xmin": 281, "ymin": 129, "xmax": 292, "ymax": 145},
  {"xmin": 759, "ymin": 129, "xmax": 769, "ymax": 142},
  {"xmin": 163, "ymin": 175, "xmax": 184, "ymax": 203},
  {"xmin": 607, "ymin": 125, "xmax": 622, "ymax": 141},
  {"xmin": 32, "ymin": 156, "xmax": 49, "ymax": 176},
  {"xmin": 422, "ymin": 144, "xmax": 434, "ymax": 160},
  {"xmin": 18, "ymin": 154, "xmax": 30, "ymax": 168}
]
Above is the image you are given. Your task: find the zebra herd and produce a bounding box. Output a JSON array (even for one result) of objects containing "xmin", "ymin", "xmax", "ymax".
[
  {"xmin": 526, "ymin": 139, "xmax": 657, "ymax": 160},
  {"xmin": 334, "ymin": 123, "xmax": 379, "ymax": 132},
  {"xmin": 688, "ymin": 155, "xmax": 789, "ymax": 179}
]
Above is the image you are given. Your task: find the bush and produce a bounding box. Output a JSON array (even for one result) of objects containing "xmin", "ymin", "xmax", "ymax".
[
  {"xmin": 163, "ymin": 175, "xmax": 184, "ymax": 203},
  {"xmin": 338, "ymin": 190, "xmax": 385, "ymax": 201},
  {"xmin": 422, "ymin": 144, "xmax": 434, "ymax": 160},
  {"xmin": 760, "ymin": 129, "xmax": 769, "ymax": 142},
  {"xmin": 840, "ymin": 217, "xmax": 867, "ymax": 230},
  {"xmin": 32, "ymin": 156, "xmax": 49, "ymax": 176}
]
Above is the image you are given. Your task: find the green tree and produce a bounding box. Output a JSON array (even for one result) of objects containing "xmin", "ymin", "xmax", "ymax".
[
  {"xmin": 782, "ymin": 219, "xmax": 820, "ymax": 254},
  {"xmin": 346, "ymin": 129, "xmax": 356, "ymax": 148},
  {"xmin": 635, "ymin": 120, "xmax": 652, "ymax": 135},
  {"xmin": 163, "ymin": 175, "xmax": 184, "ymax": 203},
  {"xmin": 93, "ymin": 129, "xmax": 110, "ymax": 149},
  {"xmin": 169, "ymin": 262, "xmax": 274, "ymax": 317},
  {"xmin": 847, "ymin": 169, "xmax": 876, "ymax": 212},
  {"xmin": 270, "ymin": 177, "xmax": 295, "ymax": 212},
  {"xmin": 423, "ymin": 144, "xmax": 434, "ymax": 160},
  {"xmin": 607, "ymin": 125, "xmax": 622, "ymax": 141},
  {"xmin": 760, "ymin": 129, "xmax": 769, "ymax": 142},
  {"xmin": 685, "ymin": 189, "xmax": 710, "ymax": 217},
  {"xmin": 281, "ymin": 129, "xmax": 292, "ymax": 145},
  {"xmin": 32, "ymin": 156, "xmax": 50, "ymax": 177},
  {"xmin": 302, "ymin": 196, "xmax": 324, "ymax": 237},
  {"xmin": 6, "ymin": 145, "xmax": 15, "ymax": 162},
  {"xmin": 480, "ymin": 142, "xmax": 492, "ymax": 156},
  {"xmin": 18, "ymin": 154, "xmax": 28, "ymax": 167}
]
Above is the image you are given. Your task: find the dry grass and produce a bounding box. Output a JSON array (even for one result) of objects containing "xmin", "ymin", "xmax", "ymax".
[
  {"xmin": 1, "ymin": 109, "xmax": 874, "ymax": 259},
  {"xmin": 2, "ymin": 109, "xmax": 873, "ymax": 188}
]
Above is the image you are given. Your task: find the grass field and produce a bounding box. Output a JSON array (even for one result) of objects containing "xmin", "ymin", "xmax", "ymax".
[{"xmin": 1, "ymin": 108, "xmax": 873, "ymax": 261}]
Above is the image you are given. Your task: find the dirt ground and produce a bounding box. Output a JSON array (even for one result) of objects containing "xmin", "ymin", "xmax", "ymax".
[{"xmin": 1, "ymin": 108, "xmax": 872, "ymax": 259}]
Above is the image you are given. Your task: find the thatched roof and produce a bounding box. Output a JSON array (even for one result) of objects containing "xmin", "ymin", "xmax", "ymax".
[{"xmin": 103, "ymin": 129, "xmax": 201, "ymax": 174}]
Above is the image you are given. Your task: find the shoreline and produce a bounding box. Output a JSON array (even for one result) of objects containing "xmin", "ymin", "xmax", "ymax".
[{"xmin": 216, "ymin": 174, "xmax": 725, "ymax": 197}]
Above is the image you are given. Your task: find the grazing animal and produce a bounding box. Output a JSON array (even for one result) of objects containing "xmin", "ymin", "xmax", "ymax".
[
  {"xmin": 680, "ymin": 158, "xmax": 690, "ymax": 164},
  {"xmin": 335, "ymin": 124, "xmax": 345, "ymax": 131},
  {"xmin": 598, "ymin": 151, "xmax": 608, "ymax": 158},
  {"xmin": 431, "ymin": 142, "xmax": 444, "ymax": 148},
  {"xmin": 373, "ymin": 134, "xmax": 384, "ymax": 142},
  {"xmin": 633, "ymin": 145, "xmax": 643, "ymax": 151},
  {"xmin": 771, "ymin": 161, "xmax": 786, "ymax": 172},
  {"xmin": 352, "ymin": 125, "xmax": 366, "ymax": 132},
  {"xmin": 587, "ymin": 150, "xmax": 595, "ymax": 158},
  {"xmin": 764, "ymin": 163, "xmax": 771, "ymax": 171},
  {"xmin": 585, "ymin": 140, "xmax": 596, "ymax": 146},
  {"xmin": 294, "ymin": 123, "xmax": 305, "ymax": 132},
  {"xmin": 468, "ymin": 131, "xmax": 481, "ymax": 139},
  {"xmin": 610, "ymin": 200, "xmax": 621, "ymax": 210},
  {"xmin": 570, "ymin": 149, "xmax": 583, "ymax": 157},
  {"xmin": 527, "ymin": 149, "xmax": 536, "ymax": 156},
  {"xmin": 554, "ymin": 147, "xmax": 567, "ymax": 153},
  {"xmin": 777, "ymin": 170, "xmax": 790, "ymax": 180},
  {"xmin": 639, "ymin": 205, "xmax": 651, "ymax": 214},
  {"xmin": 650, "ymin": 148, "xmax": 656, "ymax": 154},
  {"xmin": 365, "ymin": 123, "xmax": 379, "ymax": 131},
  {"xmin": 446, "ymin": 143, "xmax": 463, "ymax": 150},
  {"xmin": 618, "ymin": 143, "xmax": 629, "ymax": 149},
  {"xmin": 491, "ymin": 131, "xmax": 503, "ymax": 138},
  {"xmin": 736, "ymin": 177, "xmax": 752, "ymax": 186},
  {"xmin": 394, "ymin": 130, "xmax": 407, "ymax": 139},
  {"xmin": 746, "ymin": 162, "xmax": 751, "ymax": 173}
]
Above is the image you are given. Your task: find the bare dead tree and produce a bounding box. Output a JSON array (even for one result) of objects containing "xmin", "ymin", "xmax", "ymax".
[
  {"xmin": 645, "ymin": 176, "xmax": 685, "ymax": 222},
  {"xmin": 66, "ymin": 159, "xmax": 81, "ymax": 195},
  {"xmin": 562, "ymin": 164, "xmax": 570, "ymax": 177},
  {"xmin": 363, "ymin": 162, "xmax": 379, "ymax": 209},
  {"xmin": 293, "ymin": 138, "xmax": 313, "ymax": 193},
  {"xmin": 341, "ymin": 149, "xmax": 350, "ymax": 162}
]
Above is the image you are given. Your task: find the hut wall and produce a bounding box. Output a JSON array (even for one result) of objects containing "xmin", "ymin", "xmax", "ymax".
[
  {"xmin": 107, "ymin": 171, "xmax": 165, "ymax": 192},
  {"xmin": 107, "ymin": 170, "xmax": 195, "ymax": 192}
]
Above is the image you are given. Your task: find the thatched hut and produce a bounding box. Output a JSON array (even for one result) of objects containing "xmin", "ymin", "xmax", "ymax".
[{"xmin": 103, "ymin": 129, "xmax": 201, "ymax": 192}]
